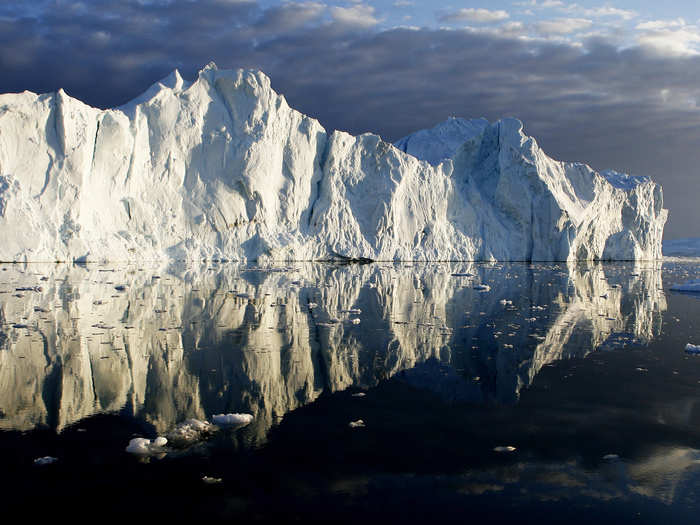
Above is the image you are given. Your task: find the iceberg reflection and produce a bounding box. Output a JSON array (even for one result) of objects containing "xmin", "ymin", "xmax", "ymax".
[{"xmin": 0, "ymin": 262, "xmax": 665, "ymax": 442}]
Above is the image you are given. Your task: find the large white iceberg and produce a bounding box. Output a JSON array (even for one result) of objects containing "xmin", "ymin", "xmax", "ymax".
[{"xmin": 0, "ymin": 63, "xmax": 667, "ymax": 262}]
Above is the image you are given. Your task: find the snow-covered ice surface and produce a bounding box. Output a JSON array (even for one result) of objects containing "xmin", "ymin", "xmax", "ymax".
[{"xmin": 0, "ymin": 63, "xmax": 666, "ymax": 263}]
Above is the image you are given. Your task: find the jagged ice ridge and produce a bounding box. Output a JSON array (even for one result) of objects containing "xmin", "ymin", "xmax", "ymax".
[{"xmin": 0, "ymin": 63, "xmax": 667, "ymax": 262}]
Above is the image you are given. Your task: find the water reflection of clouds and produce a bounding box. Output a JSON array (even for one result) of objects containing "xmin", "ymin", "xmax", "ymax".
[{"xmin": 0, "ymin": 262, "xmax": 665, "ymax": 441}]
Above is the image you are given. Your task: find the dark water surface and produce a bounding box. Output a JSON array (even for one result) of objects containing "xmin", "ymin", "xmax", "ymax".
[{"xmin": 1, "ymin": 260, "xmax": 700, "ymax": 523}]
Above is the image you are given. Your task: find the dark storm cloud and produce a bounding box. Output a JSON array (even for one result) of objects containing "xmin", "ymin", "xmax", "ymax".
[{"xmin": 0, "ymin": 1, "xmax": 698, "ymax": 237}]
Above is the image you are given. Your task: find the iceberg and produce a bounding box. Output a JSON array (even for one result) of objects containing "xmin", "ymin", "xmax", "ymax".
[{"xmin": 0, "ymin": 63, "xmax": 666, "ymax": 262}]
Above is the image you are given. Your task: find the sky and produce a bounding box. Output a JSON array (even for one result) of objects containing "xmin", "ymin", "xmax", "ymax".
[{"xmin": 1, "ymin": 1, "xmax": 700, "ymax": 239}]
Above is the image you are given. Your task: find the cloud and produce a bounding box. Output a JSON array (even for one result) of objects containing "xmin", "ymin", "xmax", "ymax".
[
  {"xmin": 535, "ymin": 17, "xmax": 592, "ymax": 35},
  {"xmin": 330, "ymin": 3, "xmax": 379, "ymax": 28},
  {"xmin": 0, "ymin": 1, "xmax": 699, "ymax": 237},
  {"xmin": 636, "ymin": 18, "xmax": 686, "ymax": 31},
  {"xmin": 438, "ymin": 8, "xmax": 509, "ymax": 24}
]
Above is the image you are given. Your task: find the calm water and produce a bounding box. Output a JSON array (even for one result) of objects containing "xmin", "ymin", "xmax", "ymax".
[{"xmin": 1, "ymin": 260, "xmax": 699, "ymax": 522}]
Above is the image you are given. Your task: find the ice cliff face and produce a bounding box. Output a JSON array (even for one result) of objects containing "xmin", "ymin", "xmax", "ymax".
[{"xmin": 0, "ymin": 63, "xmax": 667, "ymax": 262}]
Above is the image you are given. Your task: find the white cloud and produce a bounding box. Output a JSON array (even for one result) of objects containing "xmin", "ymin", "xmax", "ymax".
[
  {"xmin": 535, "ymin": 17, "xmax": 592, "ymax": 35},
  {"xmin": 636, "ymin": 18, "xmax": 686, "ymax": 31},
  {"xmin": 514, "ymin": 0, "xmax": 563, "ymax": 8},
  {"xmin": 330, "ymin": 3, "xmax": 378, "ymax": 28},
  {"xmin": 636, "ymin": 23, "xmax": 700, "ymax": 56},
  {"xmin": 439, "ymin": 8, "xmax": 510, "ymax": 24}
]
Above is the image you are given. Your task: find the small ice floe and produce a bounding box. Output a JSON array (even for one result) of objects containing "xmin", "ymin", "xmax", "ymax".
[
  {"xmin": 167, "ymin": 419, "xmax": 216, "ymax": 447},
  {"xmin": 308, "ymin": 302, "xmax": 318, "ymax": 309},
  {"xmin": 602, "ymin": 454, "xmax": 620, "ymax": 461},
  {"xmin": 350, "ymin": 318, "xmax": 361, "ymax": 325},
  {"xmin": 33, "ymin": 456, "xmax": 58, "ymax": 466},
  {"xmin": 685, "ymin": 344, "xmax": 700, "ymax": 355},
  {"xmin": 499, "ymin": 299, "xmax": 512, "ymax": 306},
  {"xmin": 493, "ymin": 446, "xmax": 516, "ymax": 453},
  {"xmin": 351, "ymin": 392, "xmax": 366, "ymax": 398},
  {"xmin": 202, "ymin": 476, "xmax": 223, "ymax": 485},
  {"xmin": 670, "ymin": 280, "xmax": 700, "ymax": 293},
  {"xmin": 349, "ymin": 419, "xmax": 366, "ymax": 428},
  {"xmin": 636, "ymin": 367, "xmax": 648, "ymax": 372},
  {"xmin": 212, "ymin": 413, "xmax": 254, "ymax": 427},
  {"xmin": 125, "ymin": 436, "xmax": 168, "ymax": 456},
  {"xmin": 473, "ymin": 284, "xmax": 490, "ymax": 292}
]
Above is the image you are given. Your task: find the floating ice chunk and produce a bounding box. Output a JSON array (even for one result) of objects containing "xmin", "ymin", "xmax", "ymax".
[
  {"xmin": 350, "ymin": 318, "xmax": 361, "ymax": 325},
  {"xmin": 349, "ymin": 419, "xmax": 366, "ymax": 428},
  {"xmin": 308, "ymin": 302, "xmax": 318, "ymax": 308},
  {"xmin": 499, "ymin": 299, "xmax": 512, "ymax": 306},
  {"xmin": 671, "ymin": 280, "xmax": 700, "ymax": 293},
  {"xmin": 212, "ymin": 413, "xmax": 254, "ymax": 427},
  {"xmin": 602, "ymin": 454, "xmax": 619, "ymax": 460},
  {"xmin": 33, "ymin": 456, "xmax": 58, "ymax": 466},
  {"xmin": 473, "ymin": 284, "xmax": 490, "ymax": 292},
  {"xmin": 126, "ymin": 437, "xmax": 168, "ymax": 456},
  {"xmin": 167, "ymin": 419, "xmax": 216, "ymax": 446},
  {"xmin": 685, "ymin": 344, "xmax": 700, "ymax": 355},
  {"xmin": 202, "ymin": 476, "xmax": 223, "ymax": 484},
  {"xmin": 351, "ymin": 392, "xmax": 366, "ymax": 398},
  {"xmin": 493, "ymin": 446, "xmax": 516, "ymax": 453}
]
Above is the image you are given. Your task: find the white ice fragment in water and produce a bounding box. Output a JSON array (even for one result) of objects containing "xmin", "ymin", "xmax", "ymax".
[
  {"xmin": 602, "ymin": 454, "xmax": 620, "ymax": 460},
  {"xmin": 352, "ymin": 392, "xmax": 366, "ymax": 398},
  {"xmin": 499, "ymin": 299, "xmax": 512, "ymax": 306},
  {"xmin": 493, "ymin": 446, "xmax": 516, "ymax": 453},
  {"xmin": 349, "ymin": 419, "xmax": 366, "ymax": 428},
  {"xmin": 33, "ymin": 456, "xmax": 58, "ymax": 466},
  {"xmin": 685, "ymin": 344, "xmax": 700, "ymax": 355},
  {"xmin": 126, "ymin": 437, "xmax": 168, "ymax": 456},
  {"xmin": 202, "ymin": 476, "xmax": 223, "ymax": 484},
  {"xmin": 167, "ymin": 419, "xmax": 216, "ymax": 446},
  {"xmin": 212, "ymin": 413, "xmax": 254, "ymax": 427},
  {"xmin": 473, "ymin": 284, "xmax": 490, "ymax": 292},
  {"xmin": 350, "ymin": 318, "xmax": 361, "ymax": 324},
  {"xmin": 308, "ymin": 302, "xmax": 318, "ymax": 308}
]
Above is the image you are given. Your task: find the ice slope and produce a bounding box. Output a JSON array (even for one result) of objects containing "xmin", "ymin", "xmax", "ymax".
[{"xmin": 0, "ymin": 63, "xmax": 667, "ymax": 262}]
